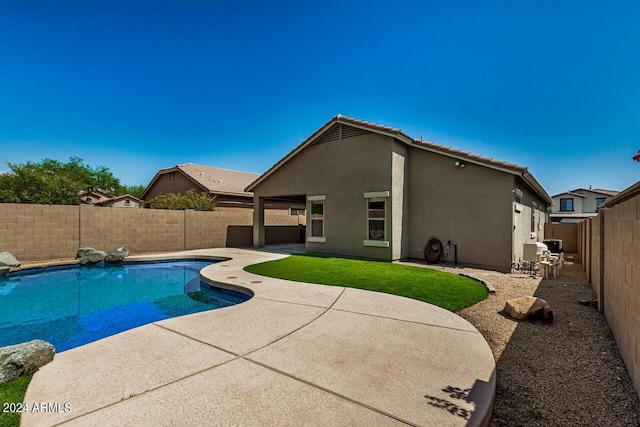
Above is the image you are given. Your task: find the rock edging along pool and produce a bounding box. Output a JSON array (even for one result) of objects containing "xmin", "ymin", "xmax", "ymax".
[{"xmin": 0, "ymin": 259, "xmax": 251, "ymax": 352}]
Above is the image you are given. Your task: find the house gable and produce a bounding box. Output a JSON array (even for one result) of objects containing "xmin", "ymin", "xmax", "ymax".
[
  {"xmin": 247, "ymin": 115, "xmax": 551, "ymax": 207},
  {"xmin": 311, "ymin": 123, "xmax": 373, "ymax": 147},
  {"xmin": 141, "ymin": 167, "xmax": 209, "ymax": 201}
]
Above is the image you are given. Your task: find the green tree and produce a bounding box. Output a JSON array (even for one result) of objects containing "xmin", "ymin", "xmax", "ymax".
[
  {"xmin": 147, "ymin": 190, "xmax": 216, "ymax": 211},
  {"xmin": 115, "ymin": 184, "xmax": 146, "ymax": 199},
  {"xmin": 0, "ymin": 157, "xmax": 121, "ymax": 205}
]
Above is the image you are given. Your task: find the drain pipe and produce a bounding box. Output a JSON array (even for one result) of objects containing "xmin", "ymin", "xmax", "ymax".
[{"xmin": 448, "ymin": 240, "xmax": 458, "ymax": 266}]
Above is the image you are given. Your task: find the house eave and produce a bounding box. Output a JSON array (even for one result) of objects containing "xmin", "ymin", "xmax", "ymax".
[{"xmin": 600, "ymin": 180, "xmax": 640, "ymax": 208}]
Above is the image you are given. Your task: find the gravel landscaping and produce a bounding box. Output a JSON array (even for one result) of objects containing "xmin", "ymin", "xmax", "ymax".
[{"xmin": 402, "ymin": 256, "xmax": 640, "ymax": 426}]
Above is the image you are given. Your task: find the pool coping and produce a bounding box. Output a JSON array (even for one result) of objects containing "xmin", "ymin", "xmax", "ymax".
[{"xmin": 21, "ymin": 247, "xmax": 496, "ymax": 427}]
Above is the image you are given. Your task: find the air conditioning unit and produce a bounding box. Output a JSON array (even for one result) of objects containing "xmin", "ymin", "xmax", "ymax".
[{"xmin": 523, "ymin": 242, "xmax": 549, "ymax": 262}]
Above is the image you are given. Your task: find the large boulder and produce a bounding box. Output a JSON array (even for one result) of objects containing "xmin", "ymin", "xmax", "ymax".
[
  {"xmin": 0, "ymin": 340, "xmax": 55, "ymax": 384},
  {"xmin": 504, "ymin": 296, "xmax": 554, "ymax": 322},
  {"xmin": 0, "ymin": 252, "xmax": 20, "ymax": 267},
  {"xmin": 76, "ymin": 247, "xmax": 106, "ymax": 265},
  {"xmin": 104, "ymin": 247, "xmax": 130, "ymax": 262}
]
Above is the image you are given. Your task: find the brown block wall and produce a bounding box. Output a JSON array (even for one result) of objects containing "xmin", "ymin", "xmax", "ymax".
[
  {"xmin": 0, "ymin": 204, "xmax": 79, "ymax": 260},
  {"xmin": 543, "ymin": 222, "xmax": 578, "ymax": 253},
  {"xmin": 1, "ymin": 204, "xmax": 306, "ymax": 261},
  {"xmin": 600, "ymin": 196, "xmax": 640, "ymax": 395},
  {"xmin": 186, "ymin": 210, "xmax": 253, "ymax": 250},
  {"xmin": 80, "ymin": 205, "xmax": 185, "ymax": 254}
]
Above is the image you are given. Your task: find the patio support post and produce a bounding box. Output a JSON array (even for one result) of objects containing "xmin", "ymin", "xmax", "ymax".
[{"xmin": 253, "ymin": 195, "xmax": 265, "ymax": 247}]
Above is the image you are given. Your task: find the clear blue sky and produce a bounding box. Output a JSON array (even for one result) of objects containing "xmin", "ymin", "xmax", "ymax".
[{"xmin": 1, "ymin": 1, "xmax": 639, "ymax": 197}]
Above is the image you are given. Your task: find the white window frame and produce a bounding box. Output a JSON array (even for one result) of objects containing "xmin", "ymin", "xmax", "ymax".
[
  {"xmin": 363, "ymin": 191, "xmax": 390, "ymax": 248},
  {"xmin": 308, "ymin": 195, "xmax": 326, "ymax": 243}
]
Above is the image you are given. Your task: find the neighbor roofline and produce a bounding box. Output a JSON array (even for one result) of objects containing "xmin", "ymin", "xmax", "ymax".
[
  {"xmin": 95, "ymin": 194, "xmax": 144, "ymax": 205},
  {"xmin": 551, "ymin": 188, "xmax": 619, "ymax": 198},
  {"xmin": 551, "ymin": 191, "xmax": 587, "ymax": 198},
  {"xmin": 140, "ymin": 165, "xmax": 209, "ymax": 200}
]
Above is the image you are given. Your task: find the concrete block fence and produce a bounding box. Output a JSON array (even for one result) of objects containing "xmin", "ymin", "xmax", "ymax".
[
  {"xmin": 0, "ymin": 204, "xmax": 303, "ymax": 261},
  {"xmin": 577, "ymin": 184, "xmax": 640, "ymax": 397}
]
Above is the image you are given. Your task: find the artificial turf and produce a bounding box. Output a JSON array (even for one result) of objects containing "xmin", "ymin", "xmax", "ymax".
[
  {"xmin": 244, "ymin": 254, "xmax": 488, "ymax": 311},
  {"xmin": 0, "ymin": 374, "xmax": 33, "ymax": 427}
]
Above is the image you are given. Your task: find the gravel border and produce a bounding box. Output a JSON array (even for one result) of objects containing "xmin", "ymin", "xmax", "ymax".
[{"xmin": 401, "ymin": 257, "xmax": 640, "ymax": 426}]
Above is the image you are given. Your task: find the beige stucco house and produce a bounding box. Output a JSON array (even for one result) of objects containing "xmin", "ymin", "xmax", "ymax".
[
  {"xmin": 79, "ymin": 190, "xmax": 142, "ymax": 208},
  {"xmin": 94, "ymin": 194, "xmax": 143, "ymax": 208},
  {"xmin": 142, "ymin": 163, "xmax": 304, "ymax": 213},
  {"xmin": 78, "ymin": 189, "xmax": 112, "ymax": 205},
  {"xmin": 247, "ymin": 115, "xmax": 552, "ymax": 272},
  {"xmin": 550, "ymin": 188, "xmax": 619, "ymax": 223}
]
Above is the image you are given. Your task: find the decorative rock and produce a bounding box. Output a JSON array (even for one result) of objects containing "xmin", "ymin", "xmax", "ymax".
[
  {"xmin": 0, "ymin": 266, "xmax": 9, "ymax": 276},
  {"xmin": 104, "ymin": 247, "xmax": 130, "ymax": 262},
  {"xmin": 0, "ymin": 252, "xmax": 20, "ymax": 267},
  {"xmin": 76, "ymin": 247, "xmax": 106, "ymax": 265},
  {"xmin": 504, "ymin": 296, "xmax": 554, "ymax": 322},
  {"xmin": 0, "ymin": 340, "xmax": 55, "ymax": 384}
]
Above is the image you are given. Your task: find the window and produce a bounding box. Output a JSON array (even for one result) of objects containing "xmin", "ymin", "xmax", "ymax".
[
  {"xmin": 290, "ymin": 208, "xmax": 305, "ymax": 216},
  {"xmin": 124, "ymin": 199, "xmax": 131, "ymax": 206},
  {"xmin": 367, "ymin": 199, "xmax": 386, "ymax": 240},
  {"xmin": 308, "ymin": 195, "xmax": 326, "ymax": 242},
  {"xmin": 531, "ymin": 206, "xmax": 536, "ymax": 233},
  {"xmin": 559, "ymin": 198, "xmax": 573, "ymax": 212},
  {"xmin": 168, "ymin": 172, "xmax": 176, "ymax": 182},
  {"xmin": 363, "ymin": 191, "xmax": 390, "ymax": 248},
  {"xmin": 595, "ymin": 198, "xmax": 606, "ymax": 211}
]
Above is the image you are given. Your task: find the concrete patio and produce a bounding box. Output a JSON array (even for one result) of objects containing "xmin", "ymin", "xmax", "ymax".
[{"xmin": 22, "ymin": 247, "xmax": 495, "ymax": 427}]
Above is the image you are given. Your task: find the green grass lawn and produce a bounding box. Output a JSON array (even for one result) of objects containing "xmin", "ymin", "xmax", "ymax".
[
  {"xmin": 0, "ymin": 374, "xmax": 33, "ymax": 427},
  {"xmin": 244, "ymin": 255, "xmax": 488, "ymax": 311}
]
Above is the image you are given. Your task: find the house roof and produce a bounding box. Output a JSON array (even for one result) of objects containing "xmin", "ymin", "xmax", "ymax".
[
  {"xmin": 551, "ymin": 188, "xmax": 619, "ymax": 198},
  {"xmin": 142, "ymin": 163, "xmax": 260, "ymax": 200},
  {"xmin": 246, "ymin": 114, "xmax": 552, "ymax": 205},
  {"xmin": 94, "ymin": 194, "xmax": 144, "ymax": 206}
]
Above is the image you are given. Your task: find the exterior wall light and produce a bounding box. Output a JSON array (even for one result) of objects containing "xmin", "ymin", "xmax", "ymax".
[{"xmin": 454, "ymin": 161, "xmax": 466, "ymax": 168}]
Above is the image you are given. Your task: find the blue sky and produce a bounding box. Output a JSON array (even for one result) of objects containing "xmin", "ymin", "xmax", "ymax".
[{"xmin": 1, "ymin": 1, "xmax": 639, "ymax": 197}]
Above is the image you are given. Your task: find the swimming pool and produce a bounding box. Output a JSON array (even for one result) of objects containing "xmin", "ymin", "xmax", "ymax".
[{"xmin": 0, "ymin": 259, "xmax": 250, "ymax": 352}]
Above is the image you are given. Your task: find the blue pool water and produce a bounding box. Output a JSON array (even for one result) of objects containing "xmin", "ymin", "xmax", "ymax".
[{"xmin": 0, "ymin": 260, "xmax": 250, "ymax": 352}]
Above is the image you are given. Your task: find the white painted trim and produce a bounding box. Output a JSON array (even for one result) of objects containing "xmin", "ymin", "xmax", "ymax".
[
  {"xmin": 308, "ymin": 195, "xmax": 326, "ymax": 201},
  {"xmin": 363, "ymin": 191, "xmax": 390, "ymax": 199},
  {"xmin": 363, "ymin": 240, "xmax": 390, "ymax": 248},
  {"xmin": 308, "ymin": 237, "xmax": 326, "ymax": 243}
]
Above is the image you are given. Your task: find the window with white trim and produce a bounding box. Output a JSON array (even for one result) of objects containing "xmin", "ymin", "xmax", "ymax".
[
  {"xmin": 560, "ymin": 198, "xmax": 573, "ymax": 211},
  {"xmin": 308, "ymin": 195, "xmax": 326, "ymax": 242},
  {"xmin": 363, "ymin": 191, "xmax": 390, "ymax": 248},
  {"xmin": 367, "ymin": 199, "xmax": 386, "ymax": 240}
]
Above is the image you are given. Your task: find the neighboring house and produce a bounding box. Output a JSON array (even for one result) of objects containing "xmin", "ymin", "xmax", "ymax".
[
  {"xmin": 78, "ymin": 189, "xmax": 112, "ymax": 205},
  {"xmin": 94, "ymin": 194, "xmax": 143, "ymax": 208},
  {"xmin": 141, "ymin": 163, "xmax": 305, "ymax": 213},
  {"xmin": 247, "ymin": 115, "xmax": 552, "ymax": 272},
  {"xmin": 550, "ymin": 188, "xmax": 619, "ymax": 223}
]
